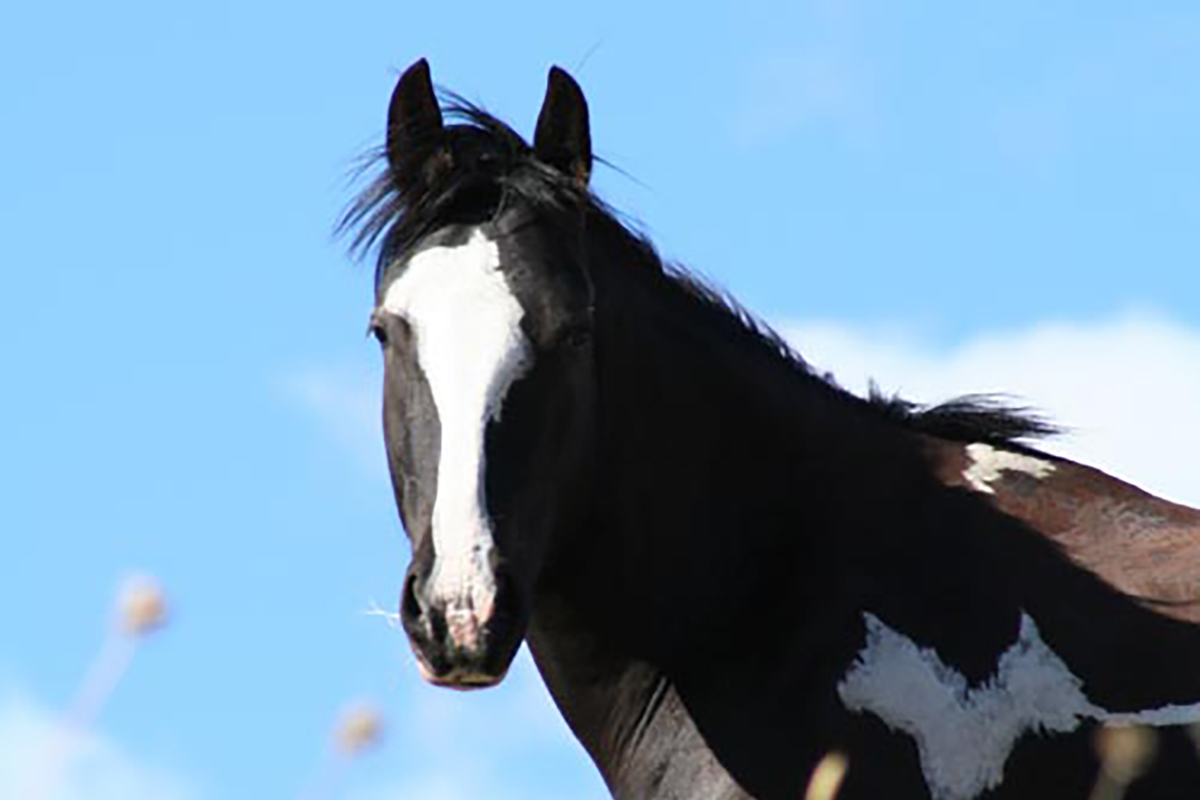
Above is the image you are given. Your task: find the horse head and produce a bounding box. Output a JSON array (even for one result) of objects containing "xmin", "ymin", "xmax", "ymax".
[{"xmin": 366, "ymin": 60, "xmax": 599, "ymax": 688}]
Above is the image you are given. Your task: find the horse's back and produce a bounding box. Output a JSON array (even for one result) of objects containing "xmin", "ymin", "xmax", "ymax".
[{"xmin": 927, "ymin": 436, "xmax": 1200, "ymax": 622}]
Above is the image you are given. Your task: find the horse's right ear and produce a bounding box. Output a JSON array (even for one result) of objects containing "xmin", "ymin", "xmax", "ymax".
[{"xmin": 386, "ymin": 58, "xmax": 447, "ymax": 185}]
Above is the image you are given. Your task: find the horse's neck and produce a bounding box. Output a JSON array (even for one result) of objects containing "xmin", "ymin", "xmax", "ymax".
[
  {"xmin": 526, "ymin": 564, "xmax": 872, "ymax": 800},
  {"xmin": 585, "ymin": 259, "xmax": 909, "ymax": 641},
  {"xmin": 522, "ymin": 259, "xmax": 908, "ymax": 797},
  {"xmin": 526, "ymin": 591, "xmax": 750, "ymax": 800}
]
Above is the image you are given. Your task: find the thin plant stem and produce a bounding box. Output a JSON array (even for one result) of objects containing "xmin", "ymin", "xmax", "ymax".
[
  {"xmin": 297, "ymin": 748, "xmax": 350, "ymax": 800},
  {"xmin": 28, "ymin": 629, "xmax": 139, "ymax": 800},
  {"xmin": 1086, "ymin": 772, "xmax": 1127, "ymax": 800}
]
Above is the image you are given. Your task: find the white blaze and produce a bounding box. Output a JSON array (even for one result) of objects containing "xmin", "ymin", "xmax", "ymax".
[
  {"xmin": 839, "ymin": 612, "xmax": 1200, "ymax": 800},
  {"xmin": 380, "ymin": 229, "xmax": 531, "ymax": 617},
  {"xmin": 963, "ymin": 443, "xmax": 1056, "ymax": 495}
]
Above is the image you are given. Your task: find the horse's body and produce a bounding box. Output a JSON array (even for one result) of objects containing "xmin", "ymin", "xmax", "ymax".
[{"xmin": 345, "ymin": 59, "xmax": 1200, "ymax": 799}]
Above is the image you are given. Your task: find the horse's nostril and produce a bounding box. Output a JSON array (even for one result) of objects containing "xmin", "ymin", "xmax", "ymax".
[
  {"xmin": 401, "ymin": 572, "xmax": 425, "ymax": 623},
  {"xmin": 401, "ymin": 571, "xmax": 451, "ymax": 647}
]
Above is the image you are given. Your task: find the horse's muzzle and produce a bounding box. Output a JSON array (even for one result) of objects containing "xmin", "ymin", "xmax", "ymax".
[{"xmin": 399, "ymin": 569, "xmax": 522, "ymax": 689}]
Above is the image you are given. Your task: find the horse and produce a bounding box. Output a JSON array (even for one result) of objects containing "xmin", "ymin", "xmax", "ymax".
[{"xmin": 342, "ymin": 58, "xmax": 1200, "ymax": 800}]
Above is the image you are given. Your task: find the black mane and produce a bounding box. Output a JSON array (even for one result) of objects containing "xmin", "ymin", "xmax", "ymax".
[
  {"xmin": 341, "ymin": 99, "xmax": 1056, "ymax": 448},
  {"xmin": 340, "ymin": 96, "xmax": 619, "ymax": 283}
]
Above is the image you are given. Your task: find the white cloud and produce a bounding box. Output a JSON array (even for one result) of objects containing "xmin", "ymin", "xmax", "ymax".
[
  {"xmin": 0, "ymin": 686, "xmax": 198, "ymax": 800},
  {"xmin": 279, "ymin": 360, "xmax": 385, "ymax": 473},
  {"xmin": 732, "ymin": 0, "xmax": 875, "ymax": 147},
  {"xmin": 783, "ymin": 311, "xmax": 1200, "ymax": 506},
  {"xmin": 986, "ymin": 17, "xmax": 1200, "ymax": 172},
  {"xmin": 733, "ymin": 48, "xmax": 874, "ymax": 147}
]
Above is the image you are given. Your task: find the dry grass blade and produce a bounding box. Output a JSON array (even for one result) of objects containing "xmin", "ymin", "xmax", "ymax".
[
  {"xmin": 1087, "ymin": 724, "xmax": 1158, "ymax": 800},
  {"xmin": 805, "ymin": 751, "xmax": 848, "ymax": 800}
]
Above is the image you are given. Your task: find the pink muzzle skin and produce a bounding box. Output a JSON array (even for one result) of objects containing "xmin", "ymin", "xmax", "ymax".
[
  {"xmin": 409, "ymin": 592, "xmax": 506, "ymax": 690},
  {"xmin": 445, "ymin": 605, "xmax": 484, "ymax": 651}
]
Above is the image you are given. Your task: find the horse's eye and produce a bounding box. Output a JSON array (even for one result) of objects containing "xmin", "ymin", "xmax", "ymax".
[{"xmin": 368, "ymin": 321, "xmax": 389, "ymax": 346}]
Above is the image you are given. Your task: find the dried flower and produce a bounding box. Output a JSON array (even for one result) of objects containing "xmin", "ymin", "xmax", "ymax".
[
  {"xmin": 336, "ymin": 701, "xmax": 383, "ymax": 756},
  {"xmin": 118, "ymin": 574, "xmax": 168, "ymax": 635},
  {"xmin": 31, "ymin": 573, "xmax": 169, "ymax": 800}
]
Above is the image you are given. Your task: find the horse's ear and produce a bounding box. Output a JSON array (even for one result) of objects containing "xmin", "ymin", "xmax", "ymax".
[
  {"xmin": 534, "ymin": 66, "xmax": 592, "ymax": 186},
  {"xmin": 387, "ymin": 58, "xmax": 447, "ymax": 185}
]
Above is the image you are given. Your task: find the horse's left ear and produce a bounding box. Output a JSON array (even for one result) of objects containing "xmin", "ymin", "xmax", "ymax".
[{"xmin": 534, "ymin": 66, "xmax": 592, "ymax": 186}]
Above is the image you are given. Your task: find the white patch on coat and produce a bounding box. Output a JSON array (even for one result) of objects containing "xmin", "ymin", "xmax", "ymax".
[
  {"xmin": 963, "ymin": 443, "xmax": 1056, "ymax": 495},
  {"xmin": 838, "ymin": 612, "xmax": 1200, "ymax": 800},
  {"xmin": 380, "ymin": 229, "xmax": 531, "ymax": 618}
]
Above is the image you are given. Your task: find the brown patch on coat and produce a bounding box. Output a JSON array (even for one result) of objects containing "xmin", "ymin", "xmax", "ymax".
[{"xmin": 925, "ymin": 436, "xmax": 1200, "ymax": 623}]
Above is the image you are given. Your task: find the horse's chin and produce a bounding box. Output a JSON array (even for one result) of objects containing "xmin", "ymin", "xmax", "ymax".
[
  {"xmin": 420, "ymin": 663, "xmax": 509, "ymax": 691},
  {"xmin": 409, "ymin": 636, "xmax": 520, "ymax": 691}
]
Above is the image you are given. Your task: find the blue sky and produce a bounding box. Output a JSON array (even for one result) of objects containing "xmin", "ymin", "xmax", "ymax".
[{"xmin": 1, "ymin": 1, "xmax": 1198, "ymax": 798}]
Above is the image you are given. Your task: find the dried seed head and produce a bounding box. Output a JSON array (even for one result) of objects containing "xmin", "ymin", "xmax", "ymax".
[
  {"xmin": 336, "ymin": 702, "xmax": 383, "ymax": 756},
  {"xmin": 118, "ymin": 574, "xmax": 168, "ymax": 635},
  {"xmin": 805, "ymin": 751, "xmax": 848, "ymax": 800},
  {"xmin": 1094, "ymin": 724, "xmax": 1157, "ymax": 785}
]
